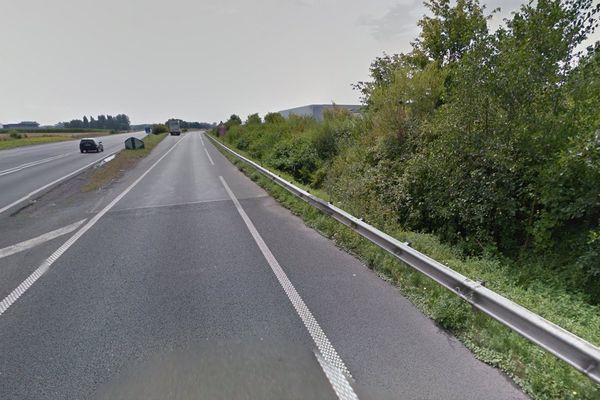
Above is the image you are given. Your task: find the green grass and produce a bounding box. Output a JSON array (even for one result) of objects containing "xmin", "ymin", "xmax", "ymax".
[
  {"xmin": 82, "ymin": 133, "xmax": 167, "ymax": 192},
  {"xmin": 0, "ymin": 128, "xmax": 110, "ymax": 134},
  {"xmin": 209, "ymin": 134, "xmax": 600, "ymax": 400},
  {"xmin": 0, "ymin": 135, "xmax": 73, "ymax": 150}
]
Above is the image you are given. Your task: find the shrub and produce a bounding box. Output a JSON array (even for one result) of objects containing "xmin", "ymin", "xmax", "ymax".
[
  {"xmin": 267, "ymin": 136, "xmax": 319, "ymax": 184},
  {"xmin": 151, "ymin": 124, "xmax": 168, "ymax": 134}
]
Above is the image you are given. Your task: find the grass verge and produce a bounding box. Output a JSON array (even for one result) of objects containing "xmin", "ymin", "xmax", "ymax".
[
  {"xmin": 209, "ymin": 134, "xmax": 600, "ymax": 400},
  {"xmin": 82, "ymin": 133, "xmax": 167, "ymax": 192}
]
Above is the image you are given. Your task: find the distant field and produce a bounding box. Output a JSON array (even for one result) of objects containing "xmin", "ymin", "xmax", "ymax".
[
  {"xmin": 0, "ymin": 128, "xmax": 110, "ymax": 134},
  {"xmin": 5, "ymin": 131, "xmax": 108, "ymax": 138},
  {"xmin": 0, "ymin": 135, "xmax": 72, "ymax": 150},
  {"xmin": 0, "ymin": 131, "xmax": 112, "ymax": 150}
]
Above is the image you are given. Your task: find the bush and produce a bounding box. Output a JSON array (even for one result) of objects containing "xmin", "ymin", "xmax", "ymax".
[
  {"xmin": 534, "ymin": 129, "xmax": 600, "ymax": 298},
  {"xmin": 151, "ymin": 124, "xmax": 168, "ymax": 134},
  {"xmin": 267, "ymin": 136, "xmax": 319, "ymax": 184},
  {"xmin": 9, "ymin": 131, "xmax": 23, "ymax": 139}
]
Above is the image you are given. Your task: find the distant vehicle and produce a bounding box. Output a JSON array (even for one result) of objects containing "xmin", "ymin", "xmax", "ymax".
[
  {"xmin": 168, "ymin": 120, "xmax": 181, "ymax": 136},
  {"xmin": 79, "ymin": 138, "xmax": 104, "ymax": 153}
]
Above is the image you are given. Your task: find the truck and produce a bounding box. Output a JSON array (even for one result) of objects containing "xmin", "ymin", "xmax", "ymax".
[{"xmin": 167, "ymin": 119, "xmax": 181, "ymax": 136}]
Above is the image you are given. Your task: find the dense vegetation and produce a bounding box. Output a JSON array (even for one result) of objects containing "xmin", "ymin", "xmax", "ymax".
[
  {"xmin": 218, "ymin": 0, "xmax": 600, "ymax": 304},
  {"xmin": 151, "ymin": 124, "xmax": 169, "ymax": 134},
  {"xmin": 211, "ymin": 1, "xmax": 600, "ymax": 397},
  {"xmin": 62, "ymin": 114, "xmax": 131, "ymax": 131},
  {"xmin": 175, "ymin": 120, "xmax": 215, "ymax": 130}
]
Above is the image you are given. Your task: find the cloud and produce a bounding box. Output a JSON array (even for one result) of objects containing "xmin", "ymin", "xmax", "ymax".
[{"xmin": 358, "ymin": 1, "xmax": 424, "ymax": 42}]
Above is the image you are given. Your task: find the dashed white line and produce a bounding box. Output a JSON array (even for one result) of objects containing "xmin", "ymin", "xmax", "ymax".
[
  {"xmin": 0, "ymin": 136, "xmax": 186, "ymax": 317},
  {"xmin": 0, "ymin": 219, "xmax": 86, "ymax": 260},
  {"xmin": 219, "ymin": 175, "xmax": 358, "ymax": 400},
  {"xmin": 0, "ymin": 153, "xmax": 73, "ymax": 177},
  {"xmin": 316, "ymin": 352, "xmax": 359, "ymax": 400},
  {"xmin": 204, "ymin": 147, "xmax": 215, "ymax": 165}
]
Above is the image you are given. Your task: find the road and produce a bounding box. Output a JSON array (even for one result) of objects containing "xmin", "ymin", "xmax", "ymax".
[
  {"xmin": 0, "ymin": 132, "xmax": 527, "ymax": 399},
  {"xmin": 0, "ymin": 131, "xmax": 146, "ymax": 214}
]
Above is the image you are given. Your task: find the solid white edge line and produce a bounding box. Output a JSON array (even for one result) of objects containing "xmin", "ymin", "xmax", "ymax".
[
  {"xmin": 204, "ymin": 147, "xmax": 215, "ymax": 165},
  {"xmin": 0, "ymin": 135, "xmax": 186, "ymax": 317},
  {"xmin": 0, "ymin": 150, "xmax": 119, "ymax": 215},
  {"xmin": 219, "ymin": 175, "xmax": 358, "ymax": 400},
  {"xmin": 0, "ymin": 219, "xmax": 87, "ymax": 259}
]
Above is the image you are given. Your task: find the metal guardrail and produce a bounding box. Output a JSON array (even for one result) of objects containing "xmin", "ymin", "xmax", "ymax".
[{"xmin": 207, "ymin": 134, "xmax": 600, "ymax": 384}]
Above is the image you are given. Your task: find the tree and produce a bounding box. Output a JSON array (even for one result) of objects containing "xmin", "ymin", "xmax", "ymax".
[
  {"xmin": 228, "ymin": 114, "xmax": 242, "ymax": 124},
  {"xmin": 413, "ymin": 0, "xmax": 492, "ymax": 66},
  {"xmin": 225, "ymin": 114, "xmax": 242, "ymax": 130},
  {"xmin": 245, "ymin": 113, "xmax": 261, "ymax": 125},
  {"xmin": 115, "ymin": 114, "xmax": 130, "ymax": 131},
  {"xmin": 62, "ymin": 113, "xmax": 131, "ymax": 130},
  {"xmin": 264, "ymin": 112, "xmax": 285, "ymax": 124}
]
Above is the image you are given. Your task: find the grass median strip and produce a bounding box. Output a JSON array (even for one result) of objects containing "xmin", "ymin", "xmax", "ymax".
[
  {"xmin": 209, "ymin": 134, "xmax": 600, "ymax": 400},
  {"xmin": 82, "ymin": 133, "xmax": 167, "ymax": 192}
]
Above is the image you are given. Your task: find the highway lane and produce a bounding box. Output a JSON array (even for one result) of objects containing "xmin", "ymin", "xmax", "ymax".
[
  {"xmin": 0, "ymin": 132, "xmax": 528, "ymax": 399},
  {"xmin": 0, "ymin": 131, "xmax": 146, "ymax": 214}
]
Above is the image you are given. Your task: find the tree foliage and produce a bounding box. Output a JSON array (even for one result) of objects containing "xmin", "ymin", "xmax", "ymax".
[
  {"xmin": 245, "ymin": 113, "xmax": 262, "ymax": 125},
  {"xmin": 219, "ymin": 0, "xmax": 600, "ymax": 305},
  {"xmin": 63, "ymin": 114, "xmax": 131, "ymax": 131}
]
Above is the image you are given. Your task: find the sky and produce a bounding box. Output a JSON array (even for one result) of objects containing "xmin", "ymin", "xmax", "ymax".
[{"xmin": 0, "ymin": 0, "xmax": 598, "ymax": 125}]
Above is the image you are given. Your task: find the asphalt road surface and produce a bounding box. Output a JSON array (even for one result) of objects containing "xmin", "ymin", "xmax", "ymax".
[
  {"xmin": 0, "ymin": 132, "xmax": 528, "ymax": 399},
  {"xmin": 0, "ymin": 131, "xmax": 146, "ymax": 214}
]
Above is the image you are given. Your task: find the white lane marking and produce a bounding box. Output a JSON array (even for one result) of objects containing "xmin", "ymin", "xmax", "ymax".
[
  {"xmin": 0, "ymin": 219, "xmax": 86, "ymax": 260},
  {"xmin": 204, "ymin": 147, "xmax": 215, "ymax": 166},
  {"xmin": 98, "ymin": 154, "xmax": 116, "ymax": 166},
  {"xmin": 0, "ymin": 150, "xmax": 119, "ymax": 215},
  {"xmin": 316, "ymin": 352, "xmax": 359, "ymax": 400},
  {"xmin": 219, "ymin": 176, "xmax": 358, "ymax": 400},
  {"xmin": 0, "ymin": 136, "xmax": 186, "ymax": 317},
  {"xmin": 109, "ymin": 195, "xmax": 268, "ymax": 213},
  {"xmin": 200, "ymin": 135, "xmax": 205, "ymax": 147},
  {"xmin": 0, "ymin": 153, "xmax": 73, "ymax": 177}
]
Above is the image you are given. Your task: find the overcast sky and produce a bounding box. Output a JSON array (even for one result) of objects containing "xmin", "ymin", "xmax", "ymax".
[{"xmin": 0, "ymin": 0, "xmax": 597, "ymax": 125}]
